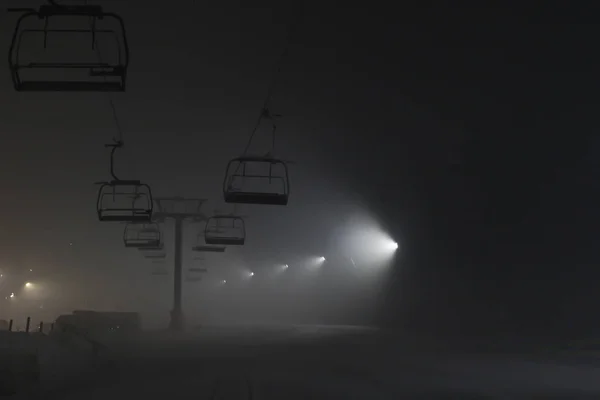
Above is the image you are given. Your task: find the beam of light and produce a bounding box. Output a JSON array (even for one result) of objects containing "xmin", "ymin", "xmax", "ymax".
[
  {"xmin": 306, "ymin": 256, "xmax": 326, "ymax": 270},
  {"xmin": 272, "ymin": 263, "xmax": 290, "ymax": 277},
  {"xmin": 333, "ymin": 215, "xmax": 400, "ymax": 271}
]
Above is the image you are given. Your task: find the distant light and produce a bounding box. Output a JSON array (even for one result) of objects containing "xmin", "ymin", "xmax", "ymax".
[
  {"xmin": 307, "ymin": 256, "xmax": 327, "ymax": 269},
  {"xmin": 283, "ymin": 264, "xmax": 289, "ymax": 270},
  {"xmin": 29, "ymin": 269, "xmax": 33, "ymax": 272},
  {"xmin": 25, "ymin": 282, "xmax": 32, "ymax": 288},
  {"xmin": 249, "ymin": 272, "xmax": 255, "ymax": 277},
  {"xmin": 222, "ymin": 279, "xmax": 227, "ymax": 284},
  {"xmin": 10, "ymin": 293, "xmax": 15, "ymax": 298}
]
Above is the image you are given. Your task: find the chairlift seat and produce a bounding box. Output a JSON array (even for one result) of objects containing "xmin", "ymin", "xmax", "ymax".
[
  {"xmin": 191, "ymin": 245, "xmax": 226, "ymax": 253},
  {"xmin": 126, "ymin": 239, "xmax": 160, "ymax": 248},
  {"xmin": 223, "ymin": 156, "xmax": 290, "ymax": 206},
  {"xmin": 204, "ymin": 215, "xmax": 246, "ymax": 247},
  {"xmin": 96, "ymin": 180, "xmax": 153, "ymax": 222},
  {"xmin": 224, "ymin": 191, "xmax": 288, "ymax": 206},
  {"xmin": 138, "ymin": 243, "xmax": 164, "ymax": 251},
  {"xmin": 144, "ymin": 253, "xmax": 166, "ymax": 259},
  {"xmin": 99, "ymin": 213, "xmax": 151, "ymax": 222},
  {"xmin": 17, "ymin": 81, "xmax": 124, "ymax": 92},
  {"xmin": 8, "ymin": 6, "xmax": 129, "ymax": 92},
  {"xmin": 205, "ymin": 236, "xmax": 245, "ymax": 246},
  {"xmin": 123, "ymin": 223, "xmax": 161, "ymax": 248}
]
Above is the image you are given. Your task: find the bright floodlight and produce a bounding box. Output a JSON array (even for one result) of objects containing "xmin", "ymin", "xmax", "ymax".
[
  {"xmin": 334, "ymin": 215, "xmax": 400, "ymax": 269},
  {"xmin": 307, "ymin": 256, "xmax": 326, "ymax": 269},
  {"xmin": 275, "ymin": 264, "xmax": 289, "ymax": 274}
]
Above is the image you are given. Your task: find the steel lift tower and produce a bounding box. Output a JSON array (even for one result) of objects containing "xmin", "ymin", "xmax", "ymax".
[{"xmin": 152, "ymin": 197, "xmax": 207, "ymax": 331}]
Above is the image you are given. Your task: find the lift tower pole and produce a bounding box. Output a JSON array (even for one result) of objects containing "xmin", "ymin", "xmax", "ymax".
[{"xmin": 152, "ymin": 197, "xmax": 207, "ymax": 331}]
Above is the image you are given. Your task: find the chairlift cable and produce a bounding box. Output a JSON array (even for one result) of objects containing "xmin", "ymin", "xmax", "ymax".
[
  {"xmin": 239, "ymin": 3, "xmax": 300, "ymax": 157},
  {"xmin": 84, "ymin": 0, "xmax": 124, "ymax": 144}
]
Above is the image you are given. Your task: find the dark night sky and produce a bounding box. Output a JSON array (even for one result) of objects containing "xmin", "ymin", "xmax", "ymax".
[{"xmin": 2, "ymin": 2, "xmax": 600, "ymax": 334}]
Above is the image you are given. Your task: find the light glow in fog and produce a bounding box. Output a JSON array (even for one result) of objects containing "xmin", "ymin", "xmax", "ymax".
[{"xmin": 333, "ymin": 214, "xmax": 400, "ymax": 270}]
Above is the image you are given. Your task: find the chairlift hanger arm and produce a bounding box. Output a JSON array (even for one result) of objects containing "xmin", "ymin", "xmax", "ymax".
[{"xmin": 105, "ymin": 139, "xmax": 123, "ymax": 181}]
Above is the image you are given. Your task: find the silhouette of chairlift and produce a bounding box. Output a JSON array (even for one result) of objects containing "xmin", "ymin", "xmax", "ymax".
[
  {"xmin": 7, "ymin": 0, "xmax": 129, "ymax": 92},
  {"xmin": 186, "ymin": 267, "xmax": 206, "ymax": 283},
  {"xmin": 96, "ymin": 140, "xmax": 153, "ymax": 222},
  {"xmin": 204, "ymin": 215, "xmax": 246, "ymax": 246},
  {"xmin": 192, "ymin": 244, "xmax": 226, "ymax": 253},
  {"xmin": 223, "ymin": 156, "xmax": 290, "ymax": 206},
  {"xmin": 138, "ymin": 240, "xmax": 165, "ymax": 257},
  {"xmin": 142, "ymin": 250, "xmax": 166, "ymax": 259},
  {"xmin": 151, "ymin": 262, "xmax": 167, "ymax": 276},
  {"xmin": 123, "ymin": 222, "xmax": 161, "ymax": 248}
]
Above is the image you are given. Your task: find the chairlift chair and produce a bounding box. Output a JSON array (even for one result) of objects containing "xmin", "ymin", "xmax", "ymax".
[
  {"xmin": 223, "ymin": 156, "xmax": 290, "ymax": 206},
  {"xmin": 139, "ymin": 243, "xmax": 165, "ymax": 259},
  {"xmin": 186, "ymin": 267, "xmax": 206, "ymax": 282},
  {"xmin": 151, "ymin": 264, "xmax": 167, "ymax": 276},
  {"xmin": 97, "ymin": 181, "xmax": 153, "ymax": 222},
  {"xmin": 192, "ymin": 245, "xmax": 226, "ymax": 253},
  {"xmin": 8, "ymin": 1, "xmax": 129, "ymax": 91},
  {"xmin": 144, "ymin": 253, "xmax": 166, "ymax": 259},
  {"xmin": 96, "ymin": 140, "xmax": 153, "ymax": 222},
  {"xmin": 138, "ymin": 242, "xmax": 164, "ymax": 251},
  {"xmin": 204, "ymin": 215, "xmax": 246, "ymax": 246},
  {"xmin": 123, "ymin": 223, "xmax": 161, "ymax": 248}
]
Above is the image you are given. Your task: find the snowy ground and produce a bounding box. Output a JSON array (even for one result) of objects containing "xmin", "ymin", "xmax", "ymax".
[{"xmin": 5, "ymin": 325, "xmax": 600, "ymax": 398}]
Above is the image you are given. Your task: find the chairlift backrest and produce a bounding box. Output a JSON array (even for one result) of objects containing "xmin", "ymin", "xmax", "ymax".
[
  {"xmin": 8, "ymin": 2, "xmax": 129, "ymax": 91},
  {"xmin": 223, "ymin": 156, "xmax": 289, "ymax": 205},
  {"xmin": 204, "ymin": 215, "xmax": 245, "ymax": 246},
  {"xmin": 123, "ymin": 223, "xmax": 161, "ymax": 248},
  {"xmin": 97, "ymin": 180, "xmax": 153, "ymax": 222}
]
